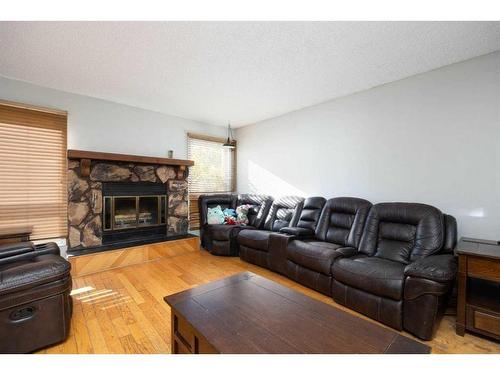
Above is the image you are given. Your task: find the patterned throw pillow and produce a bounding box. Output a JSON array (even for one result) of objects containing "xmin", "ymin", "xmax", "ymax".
[
  {"xmin": 236, "ymin": 204, "xmax": 253, "ymax": 225},
  {"xmin": 207, "ymin": 205, "xmax": 225, "ymax": 224},
  {"xmin": 223, "ymin": 208, "xmax": 237, "ymax": 225}
]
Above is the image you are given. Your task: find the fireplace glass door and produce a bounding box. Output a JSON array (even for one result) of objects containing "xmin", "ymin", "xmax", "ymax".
[
  {"xmin": 138, "ymin": 196, "xmax": 159, "ymax": 227},
  {"xmin": 103, "ymin": 194, "xmax": 167, "ymax": 231},
  {"xmin": 113, "ymin": 197, "xmax": 138, "ymax": 230}
]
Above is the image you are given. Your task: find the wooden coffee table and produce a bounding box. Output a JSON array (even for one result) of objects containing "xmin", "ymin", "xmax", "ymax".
[{"xmin": 164, "ymin": 272, "xmax": 430, "ymax": 354}]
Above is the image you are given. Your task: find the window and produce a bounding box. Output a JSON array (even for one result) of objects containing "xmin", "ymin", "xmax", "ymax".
[
  {"xmin": 0, "ymin": 101, "xmax": 67, "ymax": 240},
  {"xmin": 187, "ymin": 133, "xmax": 236, "ymax": 229}
]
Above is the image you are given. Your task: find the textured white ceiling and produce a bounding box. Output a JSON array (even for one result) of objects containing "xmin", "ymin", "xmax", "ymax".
[{"xmin": 1, "ymin": 21, "xmax": 499, "ymax": 127}]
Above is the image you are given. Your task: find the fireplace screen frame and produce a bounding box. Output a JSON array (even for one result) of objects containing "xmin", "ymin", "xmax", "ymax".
[{"xmin": 103, "ymin": 194, "xmax": 167, "ymax": 231}]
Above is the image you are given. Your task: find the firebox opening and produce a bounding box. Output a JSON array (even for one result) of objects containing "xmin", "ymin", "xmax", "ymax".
[
  {"xmin": 102, "ymin": 182, "xmax": 168, "ymax": 245},
  {"xmin": 103, "ymin": 195, "xmax": 167, "ymax": 231}
]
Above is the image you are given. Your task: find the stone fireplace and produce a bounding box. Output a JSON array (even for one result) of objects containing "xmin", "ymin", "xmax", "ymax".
[{"xmin": 67, "ymin": 150, "xmax": 192, "ymax": 252}]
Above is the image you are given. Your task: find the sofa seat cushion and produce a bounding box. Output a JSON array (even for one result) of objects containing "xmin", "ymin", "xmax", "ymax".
[
  {"xmin": 210, "ymin": 224, "xmax": 233, "ymax": 240},
  {"xmin": 332, "ymin": 254, "xmax": 405, "ymax": 300},
  {"xmin": 287, "ymin": 240, "xmax": 343, "ymax": 275},
  {"xmin": 210, "ymin": 224, "xmax": 252, "ymax": 241},
  {"xmin": 237, "ymin": 229, "xmax": 272, "ymax": 251}
]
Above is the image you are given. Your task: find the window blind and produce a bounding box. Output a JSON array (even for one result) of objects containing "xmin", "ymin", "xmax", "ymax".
[
  {"xmin": 187, "ymin": 133, "xmax": 236, "ymax": 193},
  {"xmin": 187, "ymin": 133, "xmax": 236, "ymax": 230},
  {"xmin": 0, "ymin": 101, "xmax": 68, "ymax": 240}
]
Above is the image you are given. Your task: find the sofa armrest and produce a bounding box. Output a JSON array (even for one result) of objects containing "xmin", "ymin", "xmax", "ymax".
[
  {"xmin": 0, "ymin": 241, "xmax": 35, "ymax": 259},
  {"xmin": 34, "ymin": 242, "xmax": 61, "ymax": 256},
  {"xmin": 332, "ymin": 247, "xmax": 358, "ymax": 261},
  {"xmin": 0, "ymin": 242, "xmax": 61, "ymax": 266},
  {"xmin": 268, "ymin": 232, "xmax": 295, "ymax": 274},
  {"xmin": 404, "ymin": 254, "xmax": 457, "ymax": 283},
  {"xmin": 279, "ymin": 227, "xmax": 314, "ymax": 239}
]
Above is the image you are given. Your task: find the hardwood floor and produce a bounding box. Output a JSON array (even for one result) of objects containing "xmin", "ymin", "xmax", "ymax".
[{"xmin": 39, "ymin": 243, "xmax": 500, "ymax": 354}]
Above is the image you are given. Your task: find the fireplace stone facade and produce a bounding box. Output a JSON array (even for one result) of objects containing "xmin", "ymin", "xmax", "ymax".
[{"xmin": 67, "ymin": 159, "xmax": 189, "ymax": 250}]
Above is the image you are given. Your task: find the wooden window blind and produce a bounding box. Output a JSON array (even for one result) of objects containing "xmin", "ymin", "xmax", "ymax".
[
  {"xmin": 187, "ymin": 133, "xmax": 236, "ymax": 229},
  {"xmin": 0, "ymin": 101, "xmax": 68, "ymax": 240}
]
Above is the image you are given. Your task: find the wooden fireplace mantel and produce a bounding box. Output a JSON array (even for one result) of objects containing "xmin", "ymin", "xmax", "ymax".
[
  {"xmin": 68, "ymin": 149, "xmax": 194, "ymax": 178},
  {"xmin": 68, "ymin": 149, "xmax": 194, "ymax": 167}
]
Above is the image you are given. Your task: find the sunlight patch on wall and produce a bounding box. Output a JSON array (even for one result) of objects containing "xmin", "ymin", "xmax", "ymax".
[
  {"xmin": 247, "ymin": 160, "xmax": 306, "ymax": 197},
  {"xmin": 456, "ymin": 207, "xmax": 486, "ymax": 218}
]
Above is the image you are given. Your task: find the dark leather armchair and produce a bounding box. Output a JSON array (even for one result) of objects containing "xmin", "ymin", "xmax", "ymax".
[
  {"xmin": 0, "ymin": 241, "xmax": 72, "ymax": 353},
  {"xmin": 286, "ymin": 197, "xmax": 372, "ymax": 295},
  {"xmin": 237, "ymin": 196, "xmax": 304, "ymax": 270},
  {"xmin": 198, "ymin": 193, "xmax": 237, "ymax": 251},
  {"xmin": 262, "ymin": 196, "xmax": 327, "ymax": 274},
  {"xmin": 331, "ymin": 203, "xmax": 457, "ymax": 340},
  {"xmin": 198, "ymin": 193, "xmax": 272, "ymax": 256}
]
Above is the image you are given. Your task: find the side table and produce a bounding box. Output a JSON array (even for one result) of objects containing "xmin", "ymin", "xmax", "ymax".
[
  {"xmin": 456, "ymin": 237, "xmax": 500, "ymax": 340},
  {"xmin": 0, "ymin": 226, "xmax": 33, "ymax": 245}
]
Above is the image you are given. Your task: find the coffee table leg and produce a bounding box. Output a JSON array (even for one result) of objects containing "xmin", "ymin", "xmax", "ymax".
[{"xmin": 170, "ymin": 309, "xmax": 177, "ymax": 353}]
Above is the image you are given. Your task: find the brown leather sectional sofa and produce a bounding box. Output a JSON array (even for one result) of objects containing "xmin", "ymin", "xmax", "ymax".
[{"xmin": 198, "ymin": 194, "xmax": 458, "ymax": 340}]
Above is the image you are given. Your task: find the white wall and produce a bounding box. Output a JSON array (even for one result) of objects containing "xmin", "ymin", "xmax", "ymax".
[
  {"xmin": 236, "ymin": 52, "xmax": 500, "ymax": 239},
  {"xmin": 0, "ymin": 76, "xmax": 226, "ymax": 158}
]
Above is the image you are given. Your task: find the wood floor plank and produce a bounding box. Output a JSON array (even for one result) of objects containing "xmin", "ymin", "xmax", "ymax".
[
  {"xmin": 61, "ymin": 339, "xmax": 79, "ymax": 354},
  {"xmin": 111, "ymin": 316, "xmax": 132, "ymax": 338},
  {"xmin": 86, "ymin": 318, "xmax": 110, "ymax": 353},
  {"xmin": 36, "ymin": 243, "xmax": 500, "ymax": 354},
  {"xmin": 71, "ymin": 303, "xmax": 95, "ymax": 354},
  {"xmin": 92, "ymin": 300, "xmax": 125, "ymax": 354},
  {"xmin": 119, "ymin": 334, "xmax": 146, "ymax": 354},
  {"xmin": 116, "ymin": 272, "xmax": 145, "ymax": 304},
  {"xmin": 127, "ymin": 300, "xmax": 170, "ymax": 353}
]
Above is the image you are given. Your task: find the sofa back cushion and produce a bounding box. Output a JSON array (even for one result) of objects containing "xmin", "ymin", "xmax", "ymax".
[
  {"xmin": 295, "ymin": 197, "xmax": 326, "ymax": 231},
  {"xmin": 237, "ymin": 194, "xmax": 273, "ymax": 228},
  {"xmin": 358, "ymin": 203, "xmax": 444, "ymax": 264},
  {"xmin": 315, "ymin": 197, "xmax": 372, "ymax": 247},
  {"xmin": 264, "ymin": 196, "xmax": 304, "ymax": 231}
]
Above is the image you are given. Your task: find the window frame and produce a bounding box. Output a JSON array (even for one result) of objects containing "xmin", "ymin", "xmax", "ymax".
[
  {"xmin": 186, "ymin": 132, "xmax": 237, "ymax": 194},
  {"xmin": 186, "ymin": 132, "xmax": 237, "ymax": 230}
]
